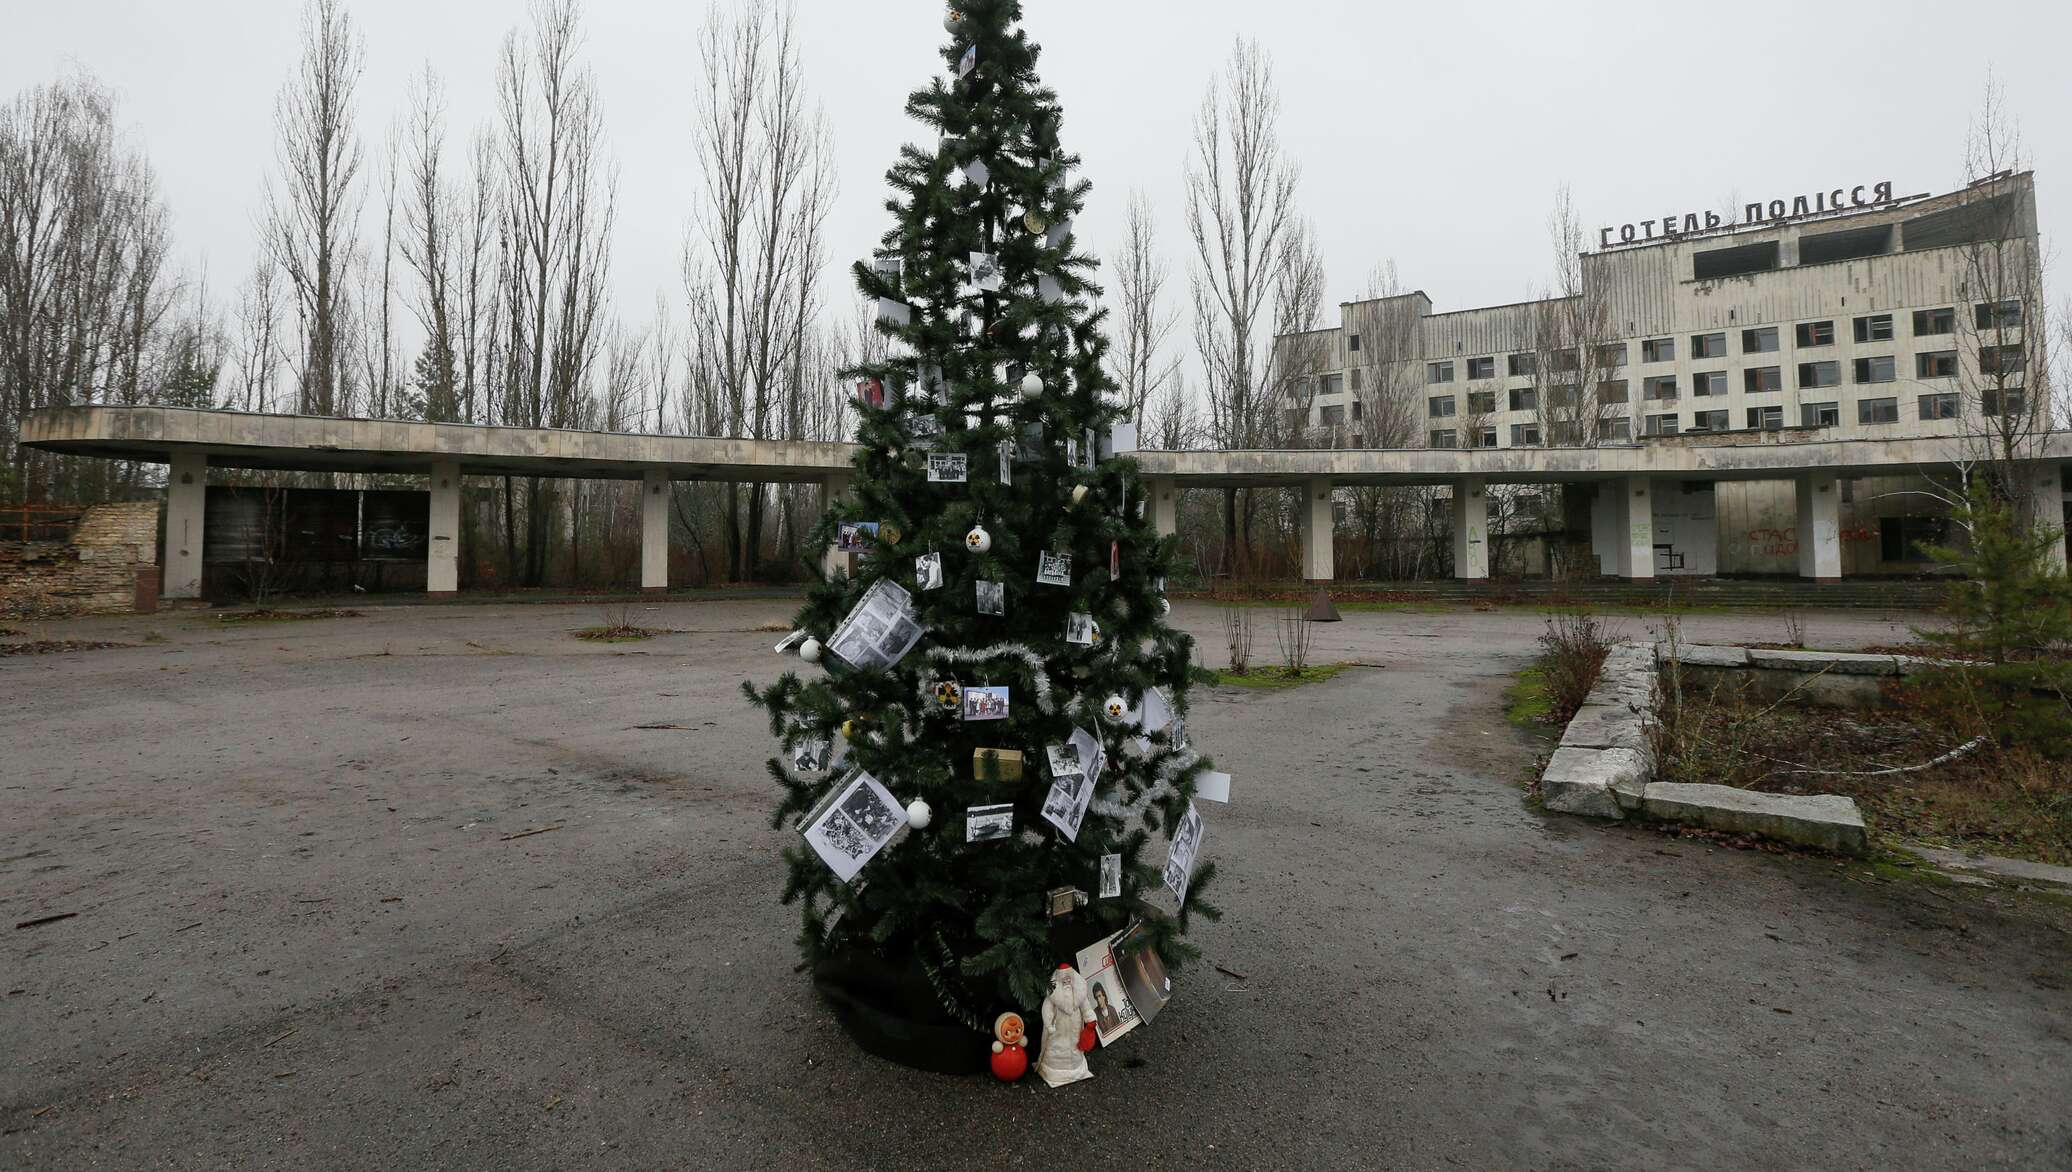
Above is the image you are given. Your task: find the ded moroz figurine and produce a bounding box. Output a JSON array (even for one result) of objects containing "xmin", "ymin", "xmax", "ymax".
[{"xmin": 1036, "ymin": 964, "xmax": 1096, "ymax": 1087}]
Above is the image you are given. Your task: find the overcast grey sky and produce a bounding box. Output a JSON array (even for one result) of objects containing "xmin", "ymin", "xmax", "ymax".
[{"xmin": 6, "ymin": 0, "xmax": 2071, "ymax": 338}]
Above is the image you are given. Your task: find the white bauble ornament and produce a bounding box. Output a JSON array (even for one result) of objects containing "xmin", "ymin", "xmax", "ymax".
[
  {"xmin": 799, "ymin": 637, "xmax": 823, "ymax": 664},
  {"xmin": 1020, "ymin": 371, "xmax": 1043, "ymax": 399},
  {"xmin": 1103, "ymin": 694, "xmax": 1129, "ymax": 720},
  {"xmin": 965, "ymin": 525, "xmax": 993, "ymax": 554},
  {"xmin": 1160, "ymin": 598, "xmax": 1172, "ymax": 616},
  {"xmin": 944, "ymin": 9, "xmax": 966, "ymax": 36},
  {"xmin": 905, "ymin": 798, "xmax": 934, "ymax": 830}
]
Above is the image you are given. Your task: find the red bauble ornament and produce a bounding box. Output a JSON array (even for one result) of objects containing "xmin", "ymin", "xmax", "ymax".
[
  {"xmin": 990, "ymin": 1040, "xmax": 1029, "ymax": 1082},
  {"xmin": 1077, "ymin": 1021, "xmax": 1097, "ymax": 1053}
]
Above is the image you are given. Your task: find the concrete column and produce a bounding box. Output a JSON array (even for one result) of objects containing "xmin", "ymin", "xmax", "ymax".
[
  {"xmin": 641, "ymin": 469, "xmax": 670, "ymax": 594},
  {"xmin": 1615, "ymin": 476, "xmax": 1655, "ymax": 580},
  {"xmin": 1451, "ymin": 477, "xmax": 1489, "ymax": 580},
  {"xmin": 2028, "ymin": 462, "xmax": 2068, "ymax": 575},
  {"xmin": 1301, "ymin": 477, "xmax": 1334, "ymax": 584},
  {"xmin": 1795, "ymin": 473, "xmax": 1842, "ymax": 582},
  {"xmin": 820, "ymin": 472, "xmax": 853, "ymax": 581},
  {"xmin": 163, "ymin": 450, "xmax": 207, "ymax": 601},
  {"xmin": 1146, "ymin": 476, "xmax": 1179, "ymax": 539},
  {"xmin": 428, "ymin": 460, "xmax": 461, "ymax": 597}
]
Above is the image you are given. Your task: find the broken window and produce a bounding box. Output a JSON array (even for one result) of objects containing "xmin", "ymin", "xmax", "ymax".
[
  {"xmin": 1429, "ymin": 429, "xmax": 1458, "ymax": 448},
  {"xmin": 1320, "ymin": 373, "xmax": 1344, "ymax": 396},
  {"xmin": 1507, "ymin": 353, "xmax": 1536, "ymax": 377},
  {"xmin": 1692, "ymin": 410, "xmax": 1729, "ymax": 432},
  {"xmin": 1428, "ymin": 395, "xmax": 1457, "ymax": 418},
  {"xmin": 1692, "ymin": 332, "xmax": 1727, "ymax": 359},
  {"xmin": 1350, "ymin": 368, "xmax": 1364, "ymax": 391},
  {"xmin": 1644, "ymin": 413, "xmax": 1679, "ymax": 436},
  {"xmin": 1880, "ymin": 516, "xmax": 1948, "ymax": 564},
  {"xmin": 1745, "ymin": 366, "xmax": 1783, "ymax": 394},
  {"xmin": 1597, "ymin": 380, "xmax": 1630, "ymax": 406},
  {"xmin": 1798, "ymin": 361, "xmax": 1840, "ymax": 388},
  {"xmin": 1982, "ymin": 388, "xmax": 2028, "ymax": 418},
  {"xmin": 1509, "ymin": 387, "xmax": 1537, "ymax": 412},
  {"xmin": 1693, "ymin": 240, "xmax": 1780, "ymax": 280},
  {"xmin": 1979, "ymin": 344, "xmax": 2026, "ymax": 376},
  {"xmin": 1594, "ymin": 343, "xmax": 1628, "ymax": 368},
  {"xmin": 1795, "ymin": 320, "xmax": 1836, "ymax": 347},
  {"xmin": 1853, "ymin": 314, "xmax": 1894, "ymax": 343},
  {"xmin": 1351, "ymin": 401, "xmax": 1363, "ymax": 420},
  {"xmin": 1475, "ymin": 426, "xmax": 1499, "ymax": 449},
  {"xmin": 1916, "ymin": 351, "xmax": 1958, "ymax": 379},
  {"xmin": 1466, "ymin": 356, "xmax": 1496, "ymax": 380},
  {"xmin": 1912, "ymin": 307, "xmax": 1955, "ymax": 336},
  {"xmin": 1598, "ymin": 417, "xmax": 1632, "ymax": 442},
  {"xmin": 1428, "ymin": 361, "xmax": 1455, "ymax": 384},
  {"xmin": 1852, "ymin": 356, "xmax": 1896, "ymax": 384},
  {"xmin": 1467, "ymin": 390, "xmax": 1497, "ymax": 415},
  {"xmin": 1802, "ymin": 401, "xmax": 1839, "ymax": 428},
  {"xmin": 1319, "ymin": 405, "xmax": 1346, "ymax": 427},
  {"xmin": 1348, "ymin": 334, "xmax": 1362, "ymax": 352},
  {"xmin": 1975, "ymin": 300, "xmax": 2023, "ymax": 330},
  {"xmin": 1643, "ymin": 376, "xmax": 1679, "ymax": 401},
  {"xmin": 1641, "ymin": 338, "xmax": 1675, "ymax": 363},
  {"xmin": 1510, "ymin": 424, "xmax": 1541, "ymax": 447},
  {"xmin": 1693, "ymin": 372, "xmax": 1728, "ymax": 397},
  {"xmin": 1918, "ymin": 393, "xmax": 1959, "ymax": 421},
  {"xmin": 1857, "ymin": 397, "xmax": 1899, "ymax": 425},
  {"xmin": 1746, "ymin": 405, "xmax": 1784, "ymax": 430},
  {"xmin": 1742, "ymin": 326, "xmax": 1779, "ymax": 353},
  {"xmin": 1799, "ymin": 224, "xmax": 1892, "ymax": 265}
]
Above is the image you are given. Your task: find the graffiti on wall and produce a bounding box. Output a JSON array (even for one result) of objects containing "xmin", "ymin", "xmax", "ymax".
[{"xmin": 1744, "ymin": 526, "xmax": 1876, "ymax": 559}]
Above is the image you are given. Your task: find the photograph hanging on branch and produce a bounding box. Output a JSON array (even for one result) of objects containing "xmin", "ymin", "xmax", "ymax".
[
  {"xmin": 791, "ymin": 737, "xmax": 831, "ymax": 774},
  {"xmin": 966, "ymin": 804, "xmax": 1014, "ymax": 843},
  {"xmin": 876, "ymin": 298, "xmax": 912, "ymax": 327},
  {"xmin": 836, "ymin": 522, "xmax": 879, "ymax": 552},
  {"xmin": 1064, "ymin": 612, "xmax": 1096, "ymax": 646},
  {"xmin": 1163, "ymin": 801, "xmax": 1205, "ymax": 903},
  {"xmin": 957, "ymin": 44, "xmax": 977, "ymax": 78},
  {"xmin": 1036, "ymin": 551, "xmax": 1072, "ymax": 587},
  {"xmin": 996, "ymin": 440, "xmax": 1014, "ymax": 486},
  {"xmin": 1075, "ymin": 933, "xmax": 1140, "ymax": 1047},
  {"xmin": 1041, "ymin": 767, "xmax": 1093, "ymax": 841},
  {"xmin": 975, "ymin": 580, "xmax": 1006, "ymax": 616},
  {"xmin": 927, "ymin": 453, "xmax": 969, "ymax": 483},
  {"xmin": 962, "ymin": 686, "xmax": 1010, "ymax": 722},
  {"xmin": 908, "ymin": 415, "xmax": 944, "ymax": 450},
  {"xmin": 853, "ymin": 377, "xmax": 887, "ymax": 409},
  {"xmin": 968, "ymin": 252, "xmax": 1004, "ymax": 293},
  {"xmin": 915, "ymin": 552, "xmax": 944, "ymax": 591},
  {"xmin": 802, "ymin": 771, "xmax": 908, "ymax": 885},
  {"xmin": 827, "ymin": 579, "xmax": 926, "ymax": 672},
  {"xmin": 1099, "ymin": 853, "xmax": 1123, "ymax": 899}
]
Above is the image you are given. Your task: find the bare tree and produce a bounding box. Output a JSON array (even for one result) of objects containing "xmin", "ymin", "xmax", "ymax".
[
  {"xmin": 1532, "ymin": 185, "xmax": 1623, "ymax": 449},
  {"xmin": 1109, "ymin": 191, "xmax": 1181, "ymax": 432},
  {"xmin": 1186, "ymin": 38, "xmax": 1307, "ymax": 575},
  {"xmin": 265, "ymin": 0, "xmax": 365, "ymax": 418},
  {"xmin": 230, "ymin": 258, "xmax": 284, "ymax": 412},
  {"xmin": 684, "ymin": 0, "xmax": 833, "ymax": 581},
  {"xmin": 400, "ymin": 66, "xmax": 460, "ymax": 422},
  {"xmin": 0, "ymin": 74, "xmax": 177, "ymax": 502}
]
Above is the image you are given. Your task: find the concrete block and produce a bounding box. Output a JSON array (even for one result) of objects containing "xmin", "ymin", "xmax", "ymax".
[
  {"xmin": 1665, "ymin": 644, "xmax": 1749, "ymax": 670},
  {"xmin": 1559, "ymin": 703, "xmax": 1650, "ymax": 753},
  {"xmin": 1639, "ymin": 783, "xmax": 1869, "ymax": 855},
  {"xmin": 1747, "ymin": 648, "xmax": 1899, "ymax": 677},
  {"xmin": 1540, "ymin": 748, "xmax": 1627, "ymax": 820}
]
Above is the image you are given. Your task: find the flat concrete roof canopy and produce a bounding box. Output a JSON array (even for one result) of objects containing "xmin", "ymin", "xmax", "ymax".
[{"xmin": 23, "ymin": 406, "xmax": 2070, "ymax": 488}]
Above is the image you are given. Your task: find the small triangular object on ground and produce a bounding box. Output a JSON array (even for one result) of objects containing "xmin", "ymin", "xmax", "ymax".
[{"xmin": 1305, "ymin": 589, "xmax": 1342, "ymax": 623}]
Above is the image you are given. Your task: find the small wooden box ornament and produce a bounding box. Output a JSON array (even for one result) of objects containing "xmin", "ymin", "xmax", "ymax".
[{"xmin": 972, "ymin": 748, "xmax": 1025, "ymax": 782}]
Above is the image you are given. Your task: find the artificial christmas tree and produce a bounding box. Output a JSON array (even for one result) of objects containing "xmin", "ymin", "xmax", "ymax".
[{"xmin": 749, "ymin": 0, "xmax": 1222, "ymax": 1075}]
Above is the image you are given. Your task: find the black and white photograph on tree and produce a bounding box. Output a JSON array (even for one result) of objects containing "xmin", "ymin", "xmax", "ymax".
[
  {"xmin": 967, "ymin": 251, "xmax": 1003, "ymax": 292},
  {"xmin": 1064, "ymin": 612, "xmax": 1095, "ymax": 646},
  {"xmin": 975, "ymin": 580, "xmax": 1005, "ymax": 616},
  {"xmin": 801, "ymin": 772, "xmax": 909, "ymax": 885},
  {"xmin": 926, "ymin": 452, "xmax": 968, "ymax": 483},
  {"xmin": 1163, "ymin": 802, "xmax": 1204, "ymax": 903},
  {"xmin": 914, "ymin": 552, "xmax": 943, "ymax": 591},
  {"xmin": 966, "ymin": 804, "xmax": 1014, "ymax": 843},
  {"xmin": 1036, "ymin": 551, "xmax": 1071, "ymax": 587}
]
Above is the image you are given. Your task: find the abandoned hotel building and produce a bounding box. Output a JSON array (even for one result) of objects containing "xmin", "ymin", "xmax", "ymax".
[{"xmin": 1277, "ymin": 173, "xmax": 2071, "ymax": 579}]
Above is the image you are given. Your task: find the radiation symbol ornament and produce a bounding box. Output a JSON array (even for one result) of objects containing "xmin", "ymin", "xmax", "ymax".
[
  {"xmin": 1103, "ymin": 694, "xmax": 1129, "ymax": 720},
  {"xmin": 934, "ymin": 680, "xmax": 965, "ymax": 712},
  {"xmin": 965, "ymin": 525, "xmax": 993, "ymax": 554}
]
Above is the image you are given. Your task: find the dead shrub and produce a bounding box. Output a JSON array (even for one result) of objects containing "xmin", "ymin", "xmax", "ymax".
[{"xmin": 1538, "ymin": 610, "xmax": 1614, "ymax": 724}]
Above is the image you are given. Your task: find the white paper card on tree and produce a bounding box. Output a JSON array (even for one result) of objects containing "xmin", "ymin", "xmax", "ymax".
[
  {"xmin": 1040, "ymin": 767, "xmax": 1093, "ymax": 841},
  {"xmin": 872, "ymin": 254, "xmax": 901, "ymax": 288},
  {"xmin": 827, "ymin": 579, "xmax": 927, "ymax": 672},
  {"xmin": 802, "ymin": 771, "xmax": 909, "ymax": 885},
  {"xmin": 1038, "ymin": 274, "xmax": 1065, "ymax": 305},
  {"xmin": 968, "ymin": 252, "xmax": 1004, "ymax": 293},
  {"xmin": 1195, "ymin": 771, "xmax": 1232, "ymax": 804},
  {"xmin": 1162, "ymin": 801, "xmax": 1204, "ymax": 903},
  {"xmin": 773, "ymin": 630, "xmax": 808, "ymax": 655},
  {"xmin": 1101, "ymin": 422, "xmax": 1139, "ymax": 459},
  {"xmin": 1036, "ymin": 551, "xmax": 1072, "ymax": 587},
  {"xmin": 962, "ymin": 158, "xmax": 990, "ymax": 189},
  {"xmin": 1098, "ymin": 854, "xmax": 1122, "ymax": 899},
  {"xmin": 1045, "ymin": 217, "xmax": 1073, "ymax": 249},
  {"xmin": 876, "ymin": 298, "xmax": 912, "ymax": 327},
  {"xmin": 967, "ymin": 803, "xmax": 1014, "ymax": 843},
  {"xmin": 915, "ymin": 552, "xmax": 944, "ymax": 591},
  {"xmin": 927, "ymin": 452, "xmax": 968, "ymax": 483}
]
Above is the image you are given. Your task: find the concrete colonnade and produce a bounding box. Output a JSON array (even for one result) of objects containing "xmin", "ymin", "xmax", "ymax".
[{"xmin": 163, "ymin": 450, "xmax": 208, "ymax": 601}]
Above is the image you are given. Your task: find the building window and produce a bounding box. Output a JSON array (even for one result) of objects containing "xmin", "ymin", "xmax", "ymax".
[
  {"xmin": 1509, "ymin": 387, "xmax": 1537, "ymax": 412},
  {"xmin": 1798, "ymin": 360, "xmax": 1840, "ymax": 388},
  {"xmin": 1549, "ymin": 350, "xmax": 1582, "ymax": 374},
  {"xmin": 1467, "ymin": 390, "xmax": 1497, "ymax": 415},
  {"xmin": 1352, "ymin": 433, "xmax": 1365, "ymax": 447},
  {"xmin": 1466, "ymin": 356, "xmax": 1495, "ymax": 380},
  {"xmin": 1802, "ymin": 401, "xmax": 1840, "ymax": 428},
  {"xmin": 1429, "ymin": 429, "xmax": 1457, "ymax": 448},
  {"xmin": 1428, "ymin": 395, "xmax": 1456, "ymax": 418},
  {"xmin": 1913, "ymin": 307, "xmax": 1955, "ymax": 336},
  {"xmin": 1916, "ymin": 351, "xmax": 1958, "ymax": 379},
  {"xmin": 1975, "ymin": 300, "xmax": 2023, "ymax": 330},
  {"xmin": 1598, "ymin": 417, "xmax": 1632, "ymax": 442},
  {"xmin": 1597, "ymin": 380, "xmax": 1630, "ymax": 406},
  {"xmin": 1858, "ymin": 397, "xmax": 1899, "ymax": 425},
  {"xmin": 1510, "ymin": 423, "xmax": 1542, "ymax": 447},
  {"xmin": 1880, "ymin": 516, "xmax": 1947, "ymax": 564},
  {"xmin": 1692, "ymin": 332, "xmax": 1727, "ymax": 359},
  {"xmin": 1283, "ymin": 408, "xmax": 1309, "ymax": 432},
  {"xmin": 1507, "ymin": 353, "xmax": 1535, "ymax": 377},
  {"xmin": 1350, "ymin": 368, "xmax": 1364, "ymax": 391},
  {"xmin": 1319, "ymin": 373, "xmax": 1344, "ymax": 396},
  {"xmin": 1594, "ymin": 343, "xmax": 1628, "ymax": 368},
  {"xmin": 1979, "ymin": 344, "xmax": 2026, "ymax": 376},
  {"xmin": 1428, "ymin": 361, "xmax": 1455, "ymax": 384},
  {"xmin": 1475, "ymin": 426, "xmax": 1499, "ymax": 449},
  {"xmin": 1795, "ymin": 320, "xmax": 1836, "ymax": 347},
  {"xmin": 1982, "ymin": 388, "xmax": 2028, "ymax": 418},
  {"xmin": 1351, "ymin": 400, "xmax": 1363, "ymax": 420},
  {"xmin": 1320, "ymin": 405, "xmax": 1346, "ymax": 427},
  {"xmin": 1742, "ymin": 326, "xmax": 1779, "ymax": 353},
  {"xmin": 1643, "ymin": 376, "xmax": 1679, "ymax": 401},
  {"xmin": 1348, "ymin": 333, "xmax": 1362, "ymax": 352},
  {"xmin": 1692, "ymin": 410, "xmax": 1729, "ymax": 432},
  {"xmin": 1852, "ymin": 356, "xmax": 1896, "ymax": 384},
  {"xmin": 1918, "ymin": 393, "xmax": 1959, "ymax": 420},
  {"xmin": 1644, "ymin": 413, "xmax": 1679, "ymax": 436},
  {"xmin": 1641, "ymin": 337, "xmax": 1675, "ymax": 363},
  {"xmin": 1693, "ymin": 371, "xmax": 1728, "ymax": 397},
  {"xmin": 1853, "ymin": 314, "xmax": 1894, "ymax": 343},
  {"xmin": 1745, "ymin": 366, "xmax": 1783, "ymax": 394},
  {"xmin": 1747, "ymin": 405, "xmax": 1784, "ymax": 430}
]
